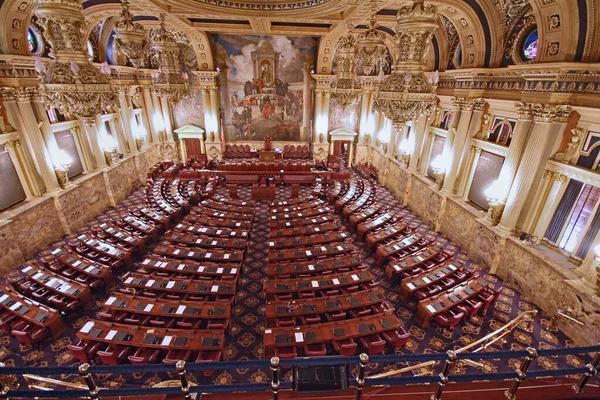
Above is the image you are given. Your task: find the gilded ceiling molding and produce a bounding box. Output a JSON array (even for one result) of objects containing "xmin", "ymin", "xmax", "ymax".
[
  {"xmin": 528, "ymin": 0, "xmax": 578, "ymax": 63},
  {"xmin": 188, "ymin": 0, "xmax": 331, "ymax": 10},
  {"xmin": 0, "ymin": 0, "xmax": 36, "ymax": 55}
]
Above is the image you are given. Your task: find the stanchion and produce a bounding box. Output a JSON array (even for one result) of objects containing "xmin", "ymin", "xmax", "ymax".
[
  {"xmin": 270, "ymin": 356, "xmax": 280, "ymax": 400},
  {"xmin": 355, "ymin": 353, "xmax": 369, "ymax": 400},
  {"xmin": 430, "ymin": 350, "xmax": 457, "ymax": 400},
  {"xmin": 176, "ymin": 360, "xmax": 191, "ymax": 400},
  {"xmin": 78, "ymin": 363, "xmax": 99, "ymax": 400},
  {"xmin": 573, "ymin": 352, "xmax": 600, "ymax": 394},
  {"xmin": 504, "ymin": 347, "xmax": 537, "ymax": 400}
]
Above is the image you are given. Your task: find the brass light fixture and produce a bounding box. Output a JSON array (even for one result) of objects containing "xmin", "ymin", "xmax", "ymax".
[{"xmin": 114, "ymin": 0, "xmax": 147, "ymax": 68}]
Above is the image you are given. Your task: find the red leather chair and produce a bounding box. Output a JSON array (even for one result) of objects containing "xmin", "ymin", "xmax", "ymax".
[
  {"xmin": 326, "ymin": 311, "xmax": 347, "ymax": 322},
  {"xmin": 359, "ymin": 334, "xmax": 386, "ymax": 355},
  {"xmin": 196, "ymin": 350, "xmax": 223, "ymax": 376},
  {"xmin": 276, "ymin": 317, "xmax": 295, "ymax": 327},
  {"xmin": 382, "ymin": 328, "xmax": 411, "ymax": 351},
  {"xmin": 0, "ymin": 313, "xmax": 18, "ymax": 335},
  {"xmin": 332, "ymin": 338, "xmax": 357, "ymax": 356},
  {"xmin": 304, "ymin": 342, "xmax": 327, "ymax": 356},
  {"xmin": 163, "ymin": 349, "xmax": 191, "ymax": 364},
  {"xmin": 300, "ymin": 315, "xmax": 321, "ymax": 325},
  {"xmin": 275, "ymin": 346, "xmax": 297, "ymax": 359},
  {"xmin": 440, "ymin": 277, "xmax": 456, "ymax": 290},
  {"xmin": 477, "ymin": 292, "xmax": 495, "ymax": 314},
  {"xmin": 426, "ymin": 284, "xmax": 443, "ymax": 298},
  {"xmin": 69, "ymin": 340, "xmax": 102, "ymax": 363},
  {"xmin": 128, "ymin": 348, "xmax": 161, "ymax": 364},
  {"xmin": 433, "ymin": 310, "xmax": 464, "ymax": 334},
  {"xmin": 12, "ymin": 325, "xmax": 49, "ymax": 346},
  {"xmin": 97, "ymin": 345, "xmax": 130, "ymax": 365},
  {"xmin": 49, "ymin": 295, "xmax": 79, "ymax": 313},
  {"xmin": 349, "ymin": 308, "xmax": 372, "ymax": 318}
]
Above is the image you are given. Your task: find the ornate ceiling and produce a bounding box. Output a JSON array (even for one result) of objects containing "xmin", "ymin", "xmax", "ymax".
[{"xmin": 0, "ymin": 0, "xmax": 598, "ymax": 74}]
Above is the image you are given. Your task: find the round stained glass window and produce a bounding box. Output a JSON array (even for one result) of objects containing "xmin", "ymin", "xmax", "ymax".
[
  {"xmin": 522, "ymin": 28, "xmax": 538, "ymax": 60},
  {"xmin": 454, "ymin": 44, "xmax": 463, "ymax": 68},
  {"xmin": 27, "ymin": 28, "xmax": 38, "ymax": 53}
]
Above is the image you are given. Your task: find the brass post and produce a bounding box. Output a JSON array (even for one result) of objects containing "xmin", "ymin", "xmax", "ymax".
[
  {"xmin": 504, "ymin": 347, "xmax": 537, "ymax": 400},
  {"xmin": 176, "ymin": 360, "xmax": 191, "ymax": 400},
  {"xmin": 573, "ymin": 352, "xmax": 600, "ymax": 394},
  {"xmin": 271, "ymin": 356, "xmax": 280, "ymax": 400},
  {"xmin": 431, "ymin": 350, "xmax": 457, "ymax": 400},
  {"xmin": 355, "ymin": 353, "xmax": 369, "ymax": 400},
  {"xmin": 78, "ymin": 363, "xmax": 99, "ymax": 400}
]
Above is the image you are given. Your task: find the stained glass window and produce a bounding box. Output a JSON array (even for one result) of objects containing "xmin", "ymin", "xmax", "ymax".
[
  {"xmin": 27, "ymin": 28, "xmax": 37, "ymax": 53},
  {"xmin": 522, "ymin": 28, "xmax": 538, "ymax": 60}
]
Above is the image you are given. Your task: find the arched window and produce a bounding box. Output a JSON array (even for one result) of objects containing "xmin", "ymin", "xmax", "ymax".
[
  {"xmin": 27, "ymin": 26, "xmax": 43, "ymax": 56},
  {"xmin": 87, "ymin": 40, "xmax": 94, "ymax": 59},
  {"xmin": 522, "ymin": 28, "xmax": 538, "ymax": 61}
]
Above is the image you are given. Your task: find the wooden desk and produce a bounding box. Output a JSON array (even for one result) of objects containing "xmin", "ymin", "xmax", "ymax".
[
  {"xmin": 263, "ymin": 311, "xmax": 402, "ymax": 356},
  {"xmin": 98, "ymin": 223, "xmax": 145, "ymax": 253},
  {"xmin": 20, "ymin": 263, "xmax": 93, "ymax": 306},
  {"xmin": 356, "ymin": 212, "xmax": 398, "ymax": 239},
  {"xmin": 165, "ymin": 232, "xmax": 247, "ymax": 250},
  {"xmin": 343, "ymin": 185, "xmax": 373, "ymax": 217},
  {"xmin": 76, "ymin": 234, "xmax": 132, "ymax": 268},
  {"xmin": 384, "ymin": 244, "xmax": 448, "ymax": 280},
  {"xmin": 270, "ymin": 214, "xmax": 338, "ymax": 230},
  {"xmin": 268, "ymin": 232, "xmax": 350, "ymax": 249},
  {"xmin": 348, "ymin": 204, "xmax": 383, "ymax": 229},
  {"xmin": 415, "ymin": 278, "xmax": 490, "ymax": 328},
  {"xmin": 269, "ymin": 207, "xmax": 333, "ymax": 221},
  {"xmin": 269, "ymin": 222, "xmax": 341, "ymax": 238},
  {"xmin": 154, "ymin": 244, "xmax": 244, "ymax": 263},
  {"xmin": 201, "ymin": 199, "xmax": 255, "ymax": 215},
  {"xmin": 252, "ymin": 186, "xmax": 276, "ymax": 200},
  {"xmin": 186, "ymin": 214, "xmax": 252, "ymax": 230},
  {"xmin": 122, "ymin": 272, "xmax": 236, "ymax": 298},
  {"xmin": 265, "ymin": 270, "xmax": 373, "ymax": 298},
  {"xmin": 271, "ymin": 199, "xmax": 326, "ymax": 214},
  {"xmin": 399, "ymin": 260, "xmax": 465, "ymax": 299},
  {"xmin": 138, "ymin": 256, "xmax": 240, "ymax": 278},
  {"xmin": 49, "ymin": 247, "xmax": 115, "ymax": 287},
  {"xmin": 191, "ymin": 207, "xmax": 254, "ymax": 222},
  {"xmin": 103, "ymin": 292, "xmax": 230, "ymax": 320},
  {"xmin": 268, "ymin": 242, "xmax": 354, "ymax": 262},
  {"xmin": 0, "ymin": 284, "xmax": 64, "ymax": 338},
  {"xmin": 365, "ymin": 221, "xmax": 418, "ymax": 251},
  {"xmin": 374, "ymin": 233, "xmax": 428, "ymax": 265},
  {"xmin": 335, "ymin": 181, "xmax": 361, "ymax": 211},
  {"xmin": 213, "ymin": 195, "xmax": 254, "ymax": 207},
  {"xmin": 174, "ymin": 222, "xmax": 250, "ymax": 239},
  {"xmin": 327, "ymin": 182, "xmax": 344, "ymax": 202},
  {"xmin": 266, "ymin": 254, "xmax": 362, "ymax": 277},
  {"xmin": 121, "ymin": 216, "xmax": 159, "ymax": 238},
  {"xmin": 137, "ymin": 206, "xmax": 170, "ymax": 229},
  {"xmin": 270, "ymin": 197, "xmax": 316, "ymax": 207},
  {"xmin": 265, "ymin": 288, "xmax": 386, "ymax": 325},
  {"xmin": 77, "ymin": 320, "xmax": 224, "ymax": 351}
]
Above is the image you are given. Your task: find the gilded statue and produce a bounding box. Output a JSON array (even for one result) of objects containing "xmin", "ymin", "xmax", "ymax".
[{"xmin": 554, "ymin": 127, "xmax": 584, "ymax": 165}]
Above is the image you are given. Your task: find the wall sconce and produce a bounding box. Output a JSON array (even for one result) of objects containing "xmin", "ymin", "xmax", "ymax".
[
  {"xmin": 153, "ymin": 113, "xmax": 166, "ymax": 142},
  {"xmin": 100, "ymin": 133, "xmax": 118, "ymax": 166},
  {"xmin": 484, "ymin": 179, "xmax": 507, "ymax": 226},
  {"xmin": 134, "ymin": 125, "xmax": 146, "ymax": 151},
  {"xmin": 430, "ymin": 155, "xmax": 447, "ymax": 190},
  {"xmin": 52, "ymin": 149, "xmax": 72, "ymax": 189},
  {"xmin": 398, "ymin": 138, "xmax": 412, "ymax": 168}
]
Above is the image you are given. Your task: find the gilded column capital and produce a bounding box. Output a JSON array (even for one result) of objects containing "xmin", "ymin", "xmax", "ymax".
[
  {"xmin": 532, "ymin": 104, "xmax": 572, "ymax": 123},
  {"xmin": 15, "ymin": 87, "xmax": 39, "ymax": 102},
  {"xmin": 0, "ymin": 87, "xmax": 16, "ymax": 102},
  {"xmin": 113, "ymin": 84, "xmax": 133, "ymax": 95},
  {"xmin": 451, "ymin": 97, "xmax": 468, "ymax": 110},
  {"xmin": 542, "ymin": 170, "xmax": 554, "ymax": 180},
  {"xmin": 4, "ymin": 139, "xmax": 21, "ymax": 149},
  {"xmin": 553, "ymin": 173, "xmax": 568, "ymax": 183},
  {"xmin": 464, "ymin": 98, "xmax": 486, "ymax": 112},
  {"xmin": 514, "ymin": 102, "xmax": 535, "ymax": 120}
]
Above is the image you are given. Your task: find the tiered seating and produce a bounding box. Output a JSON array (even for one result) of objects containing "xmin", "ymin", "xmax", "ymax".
[
  {"xmin": 355, "ymin": 162, "xmax": 378, "ymax": 181},
  {"xmin": 282, "ymin": 144, "xmax": 311, "ymax": 159},
  {"xmin": 218, "ymin": 160, "xmax": 313, "ymax": 171},
  {"xmin": 264, "ymin": 197, "xmax": 408, "ymax": 358},
  {"xmin": 223, "ymin": 144, "xmax": 253, "ymax": 158}
]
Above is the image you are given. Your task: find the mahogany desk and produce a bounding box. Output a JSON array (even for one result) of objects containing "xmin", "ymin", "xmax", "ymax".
[
  {"xmin": 266, "ymin": 254, "xmax": 363, "ymax": 277},
  {"xmin": 374, "ymin": 233, "xmax": 428, "ymax": 265},
  {"xmin": 50, "ymin": 247, "xmax": 115, "ymax": 287},
  {"xmin": 356, "ymin": 212, "xmax": 397, "ymax": 240},
  {"xmin": 20, "ymin": 263, "xmax": 93, "ymax": 306},
  {"xmin": 76, "ymin": 234, "xmax": 132, "ymax": 268},
  {"xmin": 268, "ymin": 242, "xmax": 354, "ymax": 262},
  {"xmin": 365, "ymin": 221, "xmax": 418, "ymax": 251},
  {"xmin": 153, "ymin": 244, "xmax": 244, "ymax": 263},
  {"xmin": 384, "ymin": 244, "xmax": 449, "ymax": 281},
  {"xmin": 174, "ymin": 222, "xmax": 249, "ymax": 239},
  {"xmin": 191, "ymin": 207, "xmax": 254, "ymax": 222},
  {"xmin": 138, "ymin": 256, "xmax": 240, "ymax": 278},
  {"xmin": 270, "ymin": 214, "xmax": 337, "ymax": 230},
  {"xmin": 165, "ymin": 232, "xmax": 247, "ymax": 250},
  {"xmin": 122, "ymin": 272, "xmax": 236, "ymax": 298},
  {"xmin": 399, "ymin": 259, "xmax": 465, "ymax": 299},
  {"xmin": 265, "ymin": 270, "xmax": 373, "ymax": 299},
  {"xmin": 268, "ymin": 232, "xmax": 350, "ymax": 249}
]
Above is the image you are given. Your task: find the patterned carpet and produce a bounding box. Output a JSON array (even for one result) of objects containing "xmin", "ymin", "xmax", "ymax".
[{"xmin": 0, "ymin": 174, "xmax": 591, "ymax": 391}]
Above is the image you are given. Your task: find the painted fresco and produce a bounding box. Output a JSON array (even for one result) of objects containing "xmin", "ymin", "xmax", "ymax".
[
  {"xmin": 328, "ymin": 97, "xmax": 360, "ymax": 133},
  {"xmin": 172, "ymin": 86, "xmax": 205, "ymax": 129},
  {"xmin": 211, "ymin": 34, "xmax": 317, "ymax": 141}
]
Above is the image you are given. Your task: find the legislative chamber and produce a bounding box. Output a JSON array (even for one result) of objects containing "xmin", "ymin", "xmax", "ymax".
[{"xmin": 0, "ymin": 0, "xmax": 598, "ymax": 399}]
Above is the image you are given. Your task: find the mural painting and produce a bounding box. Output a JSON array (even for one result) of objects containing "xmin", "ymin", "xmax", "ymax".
[
  {"xmin": 172, "ymin": 86, "xmax": 205, "ymax": 129},
  {"xmin": 328, "ymin": 97, "xmax": 360, "ymax": 133},
  {"xmin": 211, "ymin": 34, "xmax": 317, "ymax": 141}
]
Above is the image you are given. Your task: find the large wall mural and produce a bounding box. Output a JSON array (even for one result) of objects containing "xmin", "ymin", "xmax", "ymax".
[
  {"xmin": 172, "ymin": 86, "xmax": 205, "ymax": 129},
  {"xmin": 328, "ymin": 98, "xmax": 360, "ymax": 133},
  {"xmin": 211, "ymin": 34, "xmax": 317, "ymax": 142}
]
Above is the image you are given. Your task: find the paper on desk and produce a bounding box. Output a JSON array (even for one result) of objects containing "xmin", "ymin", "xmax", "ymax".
[
  {"xmin": 295, "ymin": 332, "xmax": 304, "ymax": 342},
  {"xmin": 106, "ymin": 297, "xmax": 116, "ymax": 305},
  {"xmin": 144, "ymin": 304, "xmax": 153, "ymax": 312},
  {"xmin": 176, "ymin": 305, "xmax": 186, "ymax": 314},
  {"xmin": 161, "ymin": 336, "xmax": 172, "ymax": 346},
  {"xmin": 105, "ymin": 330, "xmax": 118, "ymax": 340},
  {"xmin": 80, "ymin": 321, "xmax": 95, "ymax": 333},
  {"xmin": 146, "ymin": 280, "xmax": 156, "ymax": 287},
  {"xmin": 166, "ymin": 281, "xmax": 175, "ymax": 289},
  {"xmin": 426, "ymin": 304, "xmax": 436, "ymax": 313}
]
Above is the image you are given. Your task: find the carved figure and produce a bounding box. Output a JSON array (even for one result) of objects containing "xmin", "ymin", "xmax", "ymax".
[{"xmin": 555, "ymin": 127, "xmax": 584, "ymax": 164}]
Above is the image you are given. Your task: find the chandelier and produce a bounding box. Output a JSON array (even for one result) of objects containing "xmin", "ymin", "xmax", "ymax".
[
  {"xmin": 330, "ymin": 31, "xmax": 362, "ymax": 108},
  {"xmin": 33, "ymin": 0, "xmax": 117, "ymax": 119},
  {"xmin": 355, "ymin": 12, "xmax": 388, "ymax": 76},
  {"xmin": 372, "ymin": 0, "xmax": 438, "ymax": 126},
  {"xmin": 151, "ymin": 15, "xmax": 189, "ymax": 103},
  {"xmin": 114, "ymin": 0, "xmax": 147, "ymax": 68}
]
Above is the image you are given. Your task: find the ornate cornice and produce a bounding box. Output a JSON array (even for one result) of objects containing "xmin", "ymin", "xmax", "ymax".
[
  {"xmin": 190, "ymin": 0, "xmax": 331, "ymax": 10},
  {"xmin": 531, "ymin": 104, "xmax": 572, "ymax": 123}
]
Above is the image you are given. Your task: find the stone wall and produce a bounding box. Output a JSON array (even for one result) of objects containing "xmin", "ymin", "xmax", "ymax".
[
  {"xmin": 0, "ymin": 144, "xmax": 164, "ymax": 274},
  {"xmin": 371, "ymin": 148, "xmax": 600, "ymax": 345}
]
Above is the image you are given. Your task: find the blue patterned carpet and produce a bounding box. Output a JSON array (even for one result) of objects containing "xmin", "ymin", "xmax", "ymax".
[{"xmin": 0, "ymin": 175, "xmax": 591, "ymax": 391}]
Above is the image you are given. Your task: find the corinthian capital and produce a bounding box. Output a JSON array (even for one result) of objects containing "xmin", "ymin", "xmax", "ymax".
[
  {"xmin": 532, "ymin": 104, "xmax": 572, "ymax": 123},
  {"xmin": 465, "ymin": 98, "xmax": 486, "ymax": 111},
  {"xmin": 515, "ymin": 102, "xmax": 535, "ymax": 120},
  {"xmin": 0, "ymin": 87, "xmax": 16, "ymax": 102},
  {"xmin": 452, "ymin": 97, "xmax": 468, "ymax": 110}
]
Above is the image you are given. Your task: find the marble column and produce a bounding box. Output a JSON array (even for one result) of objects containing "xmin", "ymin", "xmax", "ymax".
[
  {"xmin": 141, "ymin": 87, "xmax": 157, "ymax": 143},
  {"xmin": 301, "ymin": 64, "xmax": 311, "ymax": 139},
  {"xmin": 159, "ymin": 97, "xmax": 174, "ymax": 141},
  {"xmin": 81, "ymin": 118, "xmax": 108, "ymax": 169},
  {"xmin": 497, "ymin": 105, "xmax": 572, "ymax": 235},
  {"xmin": 387, "ymin": 123, "xmax": 401, "ymax": 158},
  {"xmin": 313, "ymin": 90, "xmax": 324, "ymax": 142},
  {"xmin": 494, "ymin": 103, "xmax": 535, "ymax": 199},
  {"xmin": 530, "ymin": 171, "xmax": 569, "ymax": 238},
  {"xmin": 442, "ymin": 99, "xmax": 472, "ymax": 194},
  {"xmin": 208, "ymin": 87, "xmax": 220, "ymax": 138},
  {"xmin": 454, "ymin": 100, "xmax": 487, "ymax": 196},
  {"xmin": 117, "ymin": 89, "xmax": 138, "ymax": 155},
  {"xmin": 4, "ymin": 139, "xmax": 34, "ymax": 199},
  {"xmin": 15, "ymin": 91, "xmax": 61, "ymax": 193},
  {"xmin": 322, "ymin": 91, "xmax": 331, "ymax": 139},
  {"xmin": 409, "ymin": 115, "xmax": 429, "ymax": 172}
]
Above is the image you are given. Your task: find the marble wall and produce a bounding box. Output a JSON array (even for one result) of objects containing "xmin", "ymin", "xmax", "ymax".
[
  {"xmin": 369, "ymin": 147, "xmax": 600, "ymax": 345},
  {"xmin": 0, "ymin": 144, "xmax": 164, "ymax": 274}
]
